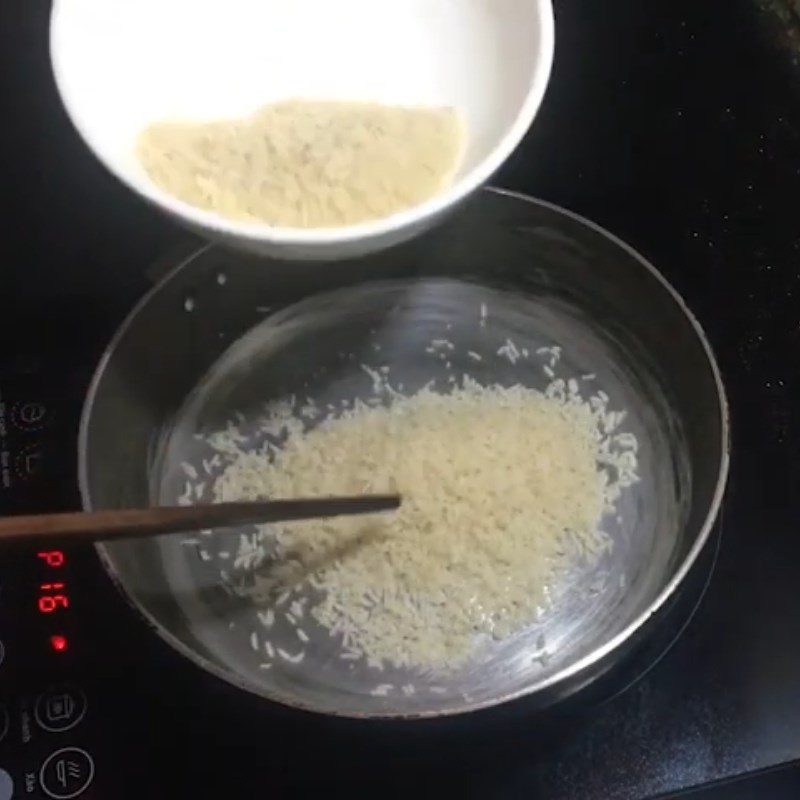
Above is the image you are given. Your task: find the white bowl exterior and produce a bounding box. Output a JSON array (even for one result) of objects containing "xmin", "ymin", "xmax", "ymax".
[
  {"xmin": 50, "ymin": 0, "xmax": 554, "ymax": 259},
  {"xmin": 189, "ymin": 204, "xmax": 452, "ymax": 261}
]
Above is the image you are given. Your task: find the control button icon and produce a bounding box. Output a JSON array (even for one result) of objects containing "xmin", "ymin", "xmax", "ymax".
[
  {"xmin": 35, "ymin": 686, "xmax": 87, "ymax": 733},
  {"xmin": 14, "ymin": 444, "xmax": 41, "ymax": 479},
  {"xmin": 0, "ymin": 768, "xmax": 13, "ymax": 800},
  {"xmin": 12, "ymin": 401, "xmax": 47, "ymax": 429},
  {"xmin": 39, "ymin": 748, "xmax": 94, "ymax": 800}
]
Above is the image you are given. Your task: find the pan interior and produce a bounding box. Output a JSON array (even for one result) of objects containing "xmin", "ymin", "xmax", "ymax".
[{"xmin": 148, "ymin": 277, "xmax": 688, "ymax": 716}]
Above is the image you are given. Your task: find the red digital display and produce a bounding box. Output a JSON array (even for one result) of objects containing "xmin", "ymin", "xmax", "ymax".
[
  {"xmin": 36, "ymin": 550, "xmax": 70, "ymax": 615},
  {"xmin": 38, "ymin": 550, "xmax": 65, "ymax": 568},
  {"xmin": 49, "ymin": 634, "xmax": 69, "ymax": 652},
  {"xmin": 38, "ymin": 595, "xmax": 69, "ymax": 613}
]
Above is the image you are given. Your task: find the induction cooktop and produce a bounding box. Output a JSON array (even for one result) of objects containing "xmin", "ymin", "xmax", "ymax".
[{"xmin": 2, "ymin": 1, "xmax": 800, "ymax": 798}]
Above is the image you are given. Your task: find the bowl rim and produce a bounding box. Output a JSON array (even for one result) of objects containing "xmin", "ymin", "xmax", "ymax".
[
  {"xmin": 78, "ymin": 188, "xmax": 730, "ymax": 719},
  {"xmin": 49, "ymin": 0, "xmax": 556, "ymax": 247}
]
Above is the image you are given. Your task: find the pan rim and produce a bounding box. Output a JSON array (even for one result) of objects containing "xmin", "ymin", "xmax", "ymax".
[{"xmin": 78, "ymin": 187, "xmax": 730, "ymax": 719}]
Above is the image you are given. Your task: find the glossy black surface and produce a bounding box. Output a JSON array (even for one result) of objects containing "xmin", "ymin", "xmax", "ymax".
[{"xmin": 2, "ymin": 0, "xmax": 800, "ymax": 797}]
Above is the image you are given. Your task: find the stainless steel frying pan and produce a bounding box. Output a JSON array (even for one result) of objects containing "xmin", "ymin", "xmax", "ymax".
[{"xmin": 79, "ymin": 189, "xmax": 729, "ymax": 718}]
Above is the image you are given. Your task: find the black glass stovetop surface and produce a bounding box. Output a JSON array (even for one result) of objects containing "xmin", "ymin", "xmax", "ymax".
[{"xmin": 3, "ymin": 0, "xmax": 800, "ymax": 798}]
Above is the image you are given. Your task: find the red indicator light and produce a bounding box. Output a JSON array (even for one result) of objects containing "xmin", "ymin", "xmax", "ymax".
[{"xmin": 49, "ymin": 634, "xmax": 68, "ymax": 653}]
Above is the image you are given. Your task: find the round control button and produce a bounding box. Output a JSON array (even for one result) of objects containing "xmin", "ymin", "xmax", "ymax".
[
  {"xmin": 0, "ymin": 768, "xmax": 14, "ymax": 800},
  {"xmin": 35, "ymin": 686, "xmax": 87, "ymax": 733},
  {"xmin": 39, "ymin": 748, "xmax": 94, "ymax": 800}
]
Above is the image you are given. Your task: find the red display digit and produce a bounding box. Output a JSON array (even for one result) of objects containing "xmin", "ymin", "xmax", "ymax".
[
  {"xmin": 38, "ymin": 595, "xmax": 69, "ymax": 613},
  {"xmin": 37, "ymin": 550, "xmax": 65, "ymax": 568}
]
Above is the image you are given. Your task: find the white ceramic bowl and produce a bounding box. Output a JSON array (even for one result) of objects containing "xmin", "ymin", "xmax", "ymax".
[{"xmin": 50, "ymin": 0, "xmax": 554, "ymax": 260}]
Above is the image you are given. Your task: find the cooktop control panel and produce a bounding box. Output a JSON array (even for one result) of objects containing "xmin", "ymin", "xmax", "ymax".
[
  {"xmin": 0, "ymin": 547, "xmax": 98, "ymax": 800},
  {"xmin": 0, "ymin": 366, "xmax": 101, "ymax": 799}
]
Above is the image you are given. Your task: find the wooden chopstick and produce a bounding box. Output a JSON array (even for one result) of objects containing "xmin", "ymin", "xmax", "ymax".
[{"xmin": 0, "ymin": 495, "xmax": 401, "ymax": 546}]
